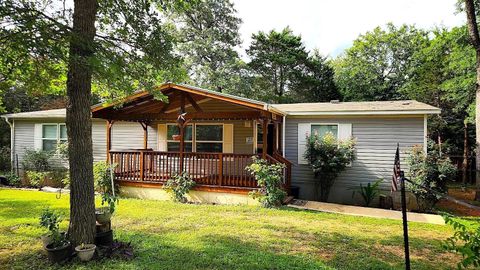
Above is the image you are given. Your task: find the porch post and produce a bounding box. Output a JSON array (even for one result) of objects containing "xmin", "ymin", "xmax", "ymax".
[
  {"xmin": 262, "ymin": 118, "xmax": 268, "ymax": 159},
  {"xmin": 141, "ymin": 121, "xmax": 148, "ymax": 149},
  {"xmin": 179, "ymin": 123, "xmax": 185, "ymax": 172},
  {"xmin": 106, "ymin": 120, "xmax": 113, "ymax": 163}
]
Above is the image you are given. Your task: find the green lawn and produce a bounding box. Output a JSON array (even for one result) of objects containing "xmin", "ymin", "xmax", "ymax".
[{"xmin": 0, "ymin": 188, "xmax": 461, "ymax": 270}]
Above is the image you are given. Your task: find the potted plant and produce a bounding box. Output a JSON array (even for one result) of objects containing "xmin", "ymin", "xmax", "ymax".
[
  {"xmin": 172, "ymin": 134, "xmax": 181, "ymax": 141},
  {"xmin": 39, "ymin": 208, "xmax": 62, "ymax": 247},
  {"xmin": 39, "ymin": 208, "xmax": 71, "ymax": 263},
  {"xmin": 93, "ymin": 162, "xmax": 118, "ymax": 224},
  {"xmin": 95, "ymin": 192, "xmax": 118, "ymax": 224},
  {"xmin": 75, "ymin": 243, "xmax": 96, "ymax": 262}
]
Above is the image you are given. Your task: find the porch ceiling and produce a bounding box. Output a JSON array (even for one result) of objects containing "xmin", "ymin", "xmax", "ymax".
[{"xmin": 92, "ymin": 83, "xmax": 283, "ymax": 122}]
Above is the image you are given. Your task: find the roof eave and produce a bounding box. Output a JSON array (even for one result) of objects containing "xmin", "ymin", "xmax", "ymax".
[{"xmin": 284, "ymin": 109, "xmax": 441, "ymax": 116}]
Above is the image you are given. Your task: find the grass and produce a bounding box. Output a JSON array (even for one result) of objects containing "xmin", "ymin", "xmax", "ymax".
[{"xmin": 0, "ymin": 188, "xmax": 463, "ymax": 270}]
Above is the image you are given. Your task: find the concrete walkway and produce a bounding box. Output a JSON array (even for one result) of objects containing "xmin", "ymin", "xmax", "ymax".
[{"xmin": 288, "ymin": 200, "xmax": 445, "ymax": 225}]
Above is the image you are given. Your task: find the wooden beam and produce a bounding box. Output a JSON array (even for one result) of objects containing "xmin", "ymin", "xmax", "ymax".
[
  {"xmin": 185, "ymin": 93, "xmax": 203, "ymax": 112},
  {"xmin": 103, "ymin": 111, "xmax": 263, "ymax": 121}
]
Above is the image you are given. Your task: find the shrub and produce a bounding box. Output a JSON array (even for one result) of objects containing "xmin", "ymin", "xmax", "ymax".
[
  {"xmin": 351, "ymin": 178, "xmax": 383, "ymax": 207},
  {"xmin": 26, "ymin": 171, "xmax": 49, "ymax": 188},
  {"xmin": 22, "ymin": 149, "xmax": 51, "ymax": 172},
  {"xmin": 443, "ymin": 215, "xmax": 480, "ymax": 269},
  {"xmin": 0, "ymin": 146, "xmax": 10, "ymax": 171},
  {"xmin": 406, "ymin": 143, "xmax": 456, "ymax": 212},
  {"xmin": 6, "ymin": 172, "xmax": 20, "ymax": 187},
  {"xmin": 48, "ymin": 169, "xmax": 69, "ymax": 188},
  {"xmin": 164, "ymin": 172, "xmax": 195, "ymax": 203},
  {"xmin": 304, "ymin": 132, "xmax": 356, "ymax": 202},
  {"xmin": 246, "ymin": 157, "xmax": 286, "ymax": 208}
]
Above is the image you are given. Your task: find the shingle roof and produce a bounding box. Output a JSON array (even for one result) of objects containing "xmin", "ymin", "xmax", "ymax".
[
  {"xmin": 272, "ymin": 100, "xmax": 440, "ymax": 115},
  {"xmin": 2, "ymin": 98, "xmax": 440, "ymax": 120},
  {"xmin": 1, "ymin": 108, "xmax": 66, "ymax": 119}
]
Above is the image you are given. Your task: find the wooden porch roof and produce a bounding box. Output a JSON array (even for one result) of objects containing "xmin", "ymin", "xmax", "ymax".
[{"xmin": 91, "ymin": 83, "xmax": 285, "ymax": 122}]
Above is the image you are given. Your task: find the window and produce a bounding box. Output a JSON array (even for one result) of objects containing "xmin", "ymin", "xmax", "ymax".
[
  {"xmin": 311, "ymin": 124, "xmax": 338, "ymax": 139},
  {"xmin": 196, "ymin": 124, "xmax": 223, "ymax": 153},
  {"xmin": 42, "ymin": 124, "xmax": 67, "ymax": 151},
  {"xmin": 166, "ymin": 124, "xmax": 193, "ymax": 152}
]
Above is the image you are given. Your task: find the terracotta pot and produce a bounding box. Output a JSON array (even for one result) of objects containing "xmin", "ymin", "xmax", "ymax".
[
  {"xmin": 172, "ymin": 134, "xmax": 181, "ymax": 141},
  {"xmin": 75, "ymin": 244, "xmax": 96, "ymax": 262}
]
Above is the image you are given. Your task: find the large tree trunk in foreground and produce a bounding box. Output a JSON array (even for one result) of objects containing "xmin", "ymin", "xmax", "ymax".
[
  {"xmin": 465, "ymin": 0, "xmax": 480, "ymax": 201},
  {"xmin": 66, "ymin": 0, "xmax": 98, "ymax": 246}
]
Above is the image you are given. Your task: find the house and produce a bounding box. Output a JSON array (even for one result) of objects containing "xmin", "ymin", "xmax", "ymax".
[{"xmin": 2, "ymin": 83, "xmax": 440, "ymax": 204}]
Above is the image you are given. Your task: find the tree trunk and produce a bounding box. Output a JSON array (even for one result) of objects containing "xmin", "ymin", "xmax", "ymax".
[
  {"xmin": 462, "ymin": 122, "xmax": 469, "ymax": 187},
  {"xmin": 66, "ymin": 0, "xmax": 98, "ymax": 246},
  {"xmin": 464, "ymin": 0, "xmax": 480, "ymax": 200}
]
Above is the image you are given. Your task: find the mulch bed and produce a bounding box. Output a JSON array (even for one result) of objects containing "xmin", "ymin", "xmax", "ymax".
[{"xmin": 436, "ymin": 188, "xmax": 480, "ymax": 217}]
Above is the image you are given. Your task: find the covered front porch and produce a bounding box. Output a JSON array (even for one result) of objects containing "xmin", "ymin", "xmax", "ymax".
[{"xmin": 92, "ymin": 83, "xmax": 292, "ymax": 194}]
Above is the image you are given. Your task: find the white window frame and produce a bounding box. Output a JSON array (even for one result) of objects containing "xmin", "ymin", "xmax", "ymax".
[
  {"xmin": 310, "ymin": 123, "xmax": 339, "ymax": 139},
  {"xmin": 165, "ymin": 123, "xmax": 224, "ymax": 152},
  {"xmin": 194, "ymin": 123, "xmax": 223, "ymax": 152},
  {"xmin": 41, "ymin": 123, "xmax": 67, "ymax": 151}
]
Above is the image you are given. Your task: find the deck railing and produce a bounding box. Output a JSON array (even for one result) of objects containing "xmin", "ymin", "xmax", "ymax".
[{"xmin": 109, "ymin": 150, "xmax": 291, "ymax": 190}]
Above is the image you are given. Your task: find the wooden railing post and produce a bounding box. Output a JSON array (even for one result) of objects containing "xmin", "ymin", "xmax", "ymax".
[
  {"xmin": 140, "ymin": 150, "xmax": 145, "ymax": 181},
  {"xmin": 218, "ymin": 153, "xmax": 223, "ymax": 186}
]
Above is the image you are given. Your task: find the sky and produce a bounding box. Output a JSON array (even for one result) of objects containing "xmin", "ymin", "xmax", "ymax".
[{"xmin": 233, "ymin": 0, "xmax": 466, "ymax": 59}]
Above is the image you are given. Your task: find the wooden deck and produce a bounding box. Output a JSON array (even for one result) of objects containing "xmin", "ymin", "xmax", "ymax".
[{"xmin": 110, "ymin": 150, "xmax": 292, "ymax": 192}]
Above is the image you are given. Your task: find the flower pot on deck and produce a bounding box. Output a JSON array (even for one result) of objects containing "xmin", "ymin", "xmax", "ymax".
[
  {"xmin": 172, "ymin": 134, "xmax": 181, "ymax": 141},
  {"xmin": 95, "ymin": 230, "xmax": 113, "ymax": 247},
  {"xmin": 75, "ymin": 244, "xmax": 96, "ymax": 262},
  {"xmin": 45, "ymin": 241, "xmax": 71, "ymax": 263}
]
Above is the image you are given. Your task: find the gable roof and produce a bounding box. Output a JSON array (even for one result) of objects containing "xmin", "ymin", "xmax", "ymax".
[{"xmin": 272, "ymin": 100, "xmax": 440, "ymax": 115}]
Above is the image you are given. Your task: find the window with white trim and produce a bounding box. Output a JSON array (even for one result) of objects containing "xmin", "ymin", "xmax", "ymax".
[
  {"xmin": 165, "ymin": 123, "xmax": 224, "ymax": 153},
  {"xmin": 196, "ymin": 124, "xmax": 223, "ymax": 153},
  {"xmin": 311, "ymin": 124, "xmax": 338, "ymax": 139},
  {"xmin": 42, "ymin": 124, "xmax": 67, "ymax": 151},
  {"xmin": 166, "ymin": 124, "xmax": 193, "ymax": 152}
]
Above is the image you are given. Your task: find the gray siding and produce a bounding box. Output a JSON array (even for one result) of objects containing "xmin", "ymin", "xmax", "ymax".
[
  {"xmin": 12, "ymin": 120, "xmax": 35, "ymax": 167},
  {"xmin": 284, "ymin": 116, "xmax": 425, "ymax": 203}
]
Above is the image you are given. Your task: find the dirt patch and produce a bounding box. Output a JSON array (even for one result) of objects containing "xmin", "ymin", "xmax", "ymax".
[{"xmin": 436, "ymin": 188, "xmax": 480, "ymax": 217}]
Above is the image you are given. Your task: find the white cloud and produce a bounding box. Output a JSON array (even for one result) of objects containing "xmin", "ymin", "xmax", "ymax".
[{"xmin": 233, "ymin": 0, "xmax": 465, "ymax": 58}]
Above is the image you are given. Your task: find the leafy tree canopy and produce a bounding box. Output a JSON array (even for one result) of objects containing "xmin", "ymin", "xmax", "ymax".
[{"xmin": 334, "ymin": 23, "xmax": 428, "ymax": 101}]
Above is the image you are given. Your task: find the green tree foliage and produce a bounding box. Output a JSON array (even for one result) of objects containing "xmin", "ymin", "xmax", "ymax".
[
  {"xmin": 292, "ymin": 50, "xmax": 340, "ymax": 102},
  {"xmin": 443, "ymin": 215, "xmax": 480, "ymax": 269},
  {"xmin": 334, "ymin": 23, "xmax": 428, "ymax": 101},
  {"xmin": 403, "ymin": 26, "xmax": 476, "ymax": 155},
  {"xmin": 247, "ymin": 27, "xmax": 338, "ymax": 103},
  {"xmin": 169, "ymin": 0, "xmax": 243, "ymax": 92},
  {"xmin": 247, "ymin": 27, "xmax": 308, "ymax": 103}
]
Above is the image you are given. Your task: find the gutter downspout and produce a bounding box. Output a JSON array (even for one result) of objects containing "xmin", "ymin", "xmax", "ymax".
[{"xmin": 3, "ymin": 117, "xmax": 14, "ymax": 172}]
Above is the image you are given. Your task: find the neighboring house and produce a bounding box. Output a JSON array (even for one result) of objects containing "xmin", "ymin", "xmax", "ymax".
[{"xmin": 2, "ymin": 83, "xmax": 440, "ymax": 204}]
